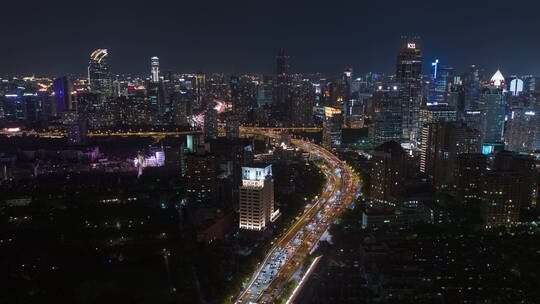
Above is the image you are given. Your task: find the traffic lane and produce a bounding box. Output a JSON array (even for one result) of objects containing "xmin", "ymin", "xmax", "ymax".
[{"xmin": 237, "ymin": 169, "xmax": 340, "ymax": 302}]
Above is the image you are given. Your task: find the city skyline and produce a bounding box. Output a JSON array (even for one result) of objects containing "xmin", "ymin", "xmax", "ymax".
[
  {"xmin": 2, "ymin": 0, "xmax": 540, "ymax": 76},
  {"xmin": 2, "ymin": 2, "xmax": 540, "ymax": 304}
]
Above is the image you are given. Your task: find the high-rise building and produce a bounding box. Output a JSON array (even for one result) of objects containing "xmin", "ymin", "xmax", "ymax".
[
  {"xmin": 204, "ymin": 108, "xmax": 218, "ymax": 139},
  {"xmin": 478, "ymin": 151, "xmax": 536, "ymax": 228},
  {"xmin": 195, "ymin": 73, "xmax": 206, "ymax": 102},
  {"xmin": 3, "ymin": 89, "xmax": 24, "ymax": 120},
  {"xmin": 53, "ymin": 76, "xmax": 73, "ymax": 115},
  {"xmin": 147, "ymin": 82, "xmax": 166, "ymax": 120},
  {"xmin": 290, "ymin": 81, "xmax": 315, "ymax": 126},
  {"xmin": 239, "ymin": 164, "xmax": 279, "ymax": 231},
  {"xmin": 369, "ymin": 86, "xmax": 402, "ymax": 144},
  {"xmin": 448, "ymin": 85, "xmax": 466, "ymax": 120},
  {"xmin": 172, "ymin": 92, "xmax": 192, "ymax": 126},
  {"xmin": 322, "ymin": 106, "xmax": 343, "ymax": 149},
  {"xmin": 275, "ymin": 49, "xmax": 290, "ymax": 107},
  {"xmin": 505, "ymin": 109, "xmax": 539, "ymax": 152},
  {"xmin": 125, "ymin": 87, "xmax": 151, "ymax": 125},
  {"xmin": 369, "ymin": 141, "xmax": 408, "ymax": 208},
  {"xmin": 346, "ymin": 93, "xmax": 369, "ymax": 128},
  {"xmin": 396, "ymin": 36, "xmax": 422, "ymax": 142},
  {"xmin": 508, "ymin": 78, "xmax": 524, "ymax": 96},
  {"xmin": 429, "ymin": 60, "xmax": 454, "ymax": 105},
  {"xmin": 490, "ymin": 69, "xmax": 505, "ymax": 87},
  {"xmin": 478, "ymin": 81, "xmax": 505, "ymax": 145},
  {"xmin": 455, "ymin": 153, "xmax": 486, "ymax": 204},
  {"xmin": 23, "ymin": 93, "xmax": 43, "ymax": 122},
  {"xmin": 229, "ymin": 75, "xmax": 251, "ymax": 122},
  {"xmin": 68, "ymin": 119, "xmax": 88, "ymax": 145},
  {"xmin": 342, "ymin": 68, "xmax": 353, "ymax": 111},
  {"xmin": 463, "ymin": 64, "xmax": 483, "ymax": 111},
  {"xmin": 328, "ymin": 68, "xmax": 352, "ymax": 115},
  {"xmin": 482, "ymin": 170, "xmax": 521, "ymax": 228},
  {"xmin": 420, "ymin": 121, "xmax": 481, "ymax": 189},
  {"xmin": 256, "ymin": 76, "xmax": 273, "ymax": 106},
  {"xmin": 493, "ymin": 151, "xmax": 537, "ymax": 212},
  {"xmin": 151, "ymin": 56, "xmax": 160, "ymax": 82},
  {"xmin": 186, "ymin": 140, "xmax": 216, "ymax": 204},
  {"xmin": 522, "ymin": 75, "xmax": 539, "ymax": 93},
  {"xmin": 88, "ymin": 49, "xmax": 111, "ymax": 98},
  {"xmin": 418, "ymin": 105, "xmax": 457, "ymax": 149}
]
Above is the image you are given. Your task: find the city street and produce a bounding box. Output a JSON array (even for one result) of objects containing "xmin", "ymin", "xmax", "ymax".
[{"xmin": 236, "ymin": 129, "xmax": 360, "ymax": 304}]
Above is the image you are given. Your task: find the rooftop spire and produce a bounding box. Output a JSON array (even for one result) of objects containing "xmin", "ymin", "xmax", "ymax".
[{"xmin": 490, "ymin": 69, "xmax": 505, "ymax": 87}]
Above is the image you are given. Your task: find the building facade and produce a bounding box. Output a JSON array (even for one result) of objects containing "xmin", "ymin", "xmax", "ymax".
[
  {"xmin": 239, "ymin": 164, "xmax": 279, "ymax": 231},
  {"xmin": 396, "ymin": 36, "xmax": 422, "ymax": 142}
]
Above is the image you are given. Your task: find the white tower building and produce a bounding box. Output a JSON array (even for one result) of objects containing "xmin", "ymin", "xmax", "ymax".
[
  {"xmin": 151, "ymin": 56, "xmax": 160, "ymax": 82},
  {"xmin": 239, "ymin": 164, "xmax": 280, "ymax": 231}
]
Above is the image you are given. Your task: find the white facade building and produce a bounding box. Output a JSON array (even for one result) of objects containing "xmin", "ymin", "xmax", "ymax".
[{"xmin": 239, "ymin": 164, "xmax": 280, "ymax": 231}]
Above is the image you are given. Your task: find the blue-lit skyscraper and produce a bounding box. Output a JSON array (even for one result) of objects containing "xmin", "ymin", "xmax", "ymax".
[
  {"xmin": 429, "ymin": 59, "xmax": 453, "ymax": 105},
  {"xmin": 53, "ymin": 76, "xmax": 72, "ymax": 115}
]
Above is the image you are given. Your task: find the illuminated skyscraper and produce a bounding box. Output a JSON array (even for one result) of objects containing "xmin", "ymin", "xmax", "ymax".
[
  {"xmin": 490, "ymin": 69, "xmax": 505, "ymax": 87},
  {"xmin": 478, "ymin": 73, "xmax": 506, "ymax": 145},
  {"xmin": 151, "ymin": 56, "xmax": 160, "ymax": 82},
  {"xmin": 430, "ymin": 60, "xmax": 454, "ymax": 105},
  {"xmin": 88, "ymin": 49, "xmax": 111, "ymax": 97},
  {"xmin": 322, "ymin": 106, "xmax": 343, "ymax": 149},
  {"xmin": 341, "ymin": 67, "xmax": 353, "ymax": 110},
  {"xmin": 53, "ymin": 76, "xmax": 72, "ymax": 115},
  {"xmin": 509, "ymin": 78, "xmax": 524, "ymax": 96},
  {"xmin": 396, "ymin": 36, "xmax": 422, "ymax": 142},
  {"xmin": 239, "ymin": 164, "xmax": 279, "ymax": 231}
]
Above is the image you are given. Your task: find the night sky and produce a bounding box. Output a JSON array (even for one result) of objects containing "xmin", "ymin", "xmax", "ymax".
[{"xmin": 2, "ymin": 0, "xmax": 539, "ymax": 77}]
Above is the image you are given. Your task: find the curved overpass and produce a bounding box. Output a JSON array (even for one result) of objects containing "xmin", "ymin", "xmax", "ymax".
[{"xmin": 235, "ymin": 128, "xmax": 360, "ymax": 304}]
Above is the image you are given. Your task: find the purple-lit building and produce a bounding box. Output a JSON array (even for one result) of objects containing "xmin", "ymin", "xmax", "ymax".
[{"xmin": 53, "ymin": 76, "xmax": 72, "ymax": 115}]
